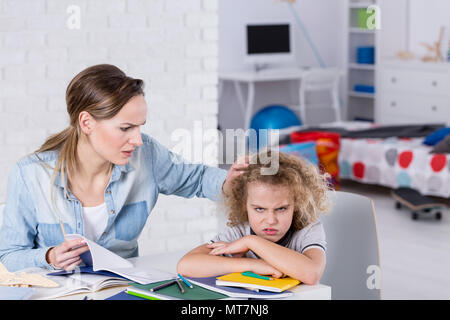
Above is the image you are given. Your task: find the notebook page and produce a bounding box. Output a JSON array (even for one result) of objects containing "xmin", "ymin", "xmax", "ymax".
[
  {"xmin": 66, "ymin": 234, "xmax": 173, "ymax": 284},
  {"xmin": 65, "ymin": 234, "xmax": 133, "ymax": 269}
]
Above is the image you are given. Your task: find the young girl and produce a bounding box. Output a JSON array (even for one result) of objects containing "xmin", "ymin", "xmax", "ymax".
[{"xmin": 177, "ymin": 150, "xmax": 331, "ymax": 285}]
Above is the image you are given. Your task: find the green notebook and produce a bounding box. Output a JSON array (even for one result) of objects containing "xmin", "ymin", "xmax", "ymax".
[{"xmin": 128, "ymin": 280, "xmax": 228, "ymax": 300}]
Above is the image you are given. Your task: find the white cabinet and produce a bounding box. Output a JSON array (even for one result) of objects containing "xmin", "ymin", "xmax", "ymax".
[
  {"xmin": 374, "ymin": 0, "xmax": 450, "ymax": 126},
  {"xmin": 376, "ymin": 62, "xmax": 450, "ymax": 125}
]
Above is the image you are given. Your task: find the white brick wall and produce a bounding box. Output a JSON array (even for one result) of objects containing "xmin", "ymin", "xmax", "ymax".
[{"xmin": 0, "ymin": 0, "xmax": 221, "ymax": 256}]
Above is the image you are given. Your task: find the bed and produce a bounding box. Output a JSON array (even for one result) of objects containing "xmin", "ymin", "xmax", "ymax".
[
  {"xmin": 283, "ymin": 121, "xmax": 450, "ymax": 198},
  {"xmin": 339, "ymin": 136, "xmax": 450, "ymax": 198}
]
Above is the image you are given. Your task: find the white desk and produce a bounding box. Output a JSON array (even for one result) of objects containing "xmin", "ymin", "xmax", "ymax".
[
  {"xmin": 219, "ymin": 67, "xmax": 315, "ymax": 130},
  {"xmin": 34, "ymin": 251, "xmax": 331, "ymax": 300}
]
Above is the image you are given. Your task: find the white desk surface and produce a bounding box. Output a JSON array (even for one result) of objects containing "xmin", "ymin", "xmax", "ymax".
[
  {"xmin": 219, "ymin": 67, "xmax": 312, "ymax": 82},
  {"xmin": 35, "ymin": 251, "xmax": 331, "ymax": 300}
]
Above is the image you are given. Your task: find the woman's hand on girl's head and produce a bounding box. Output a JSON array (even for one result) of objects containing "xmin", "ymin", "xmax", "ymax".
[
  {"xmin": 46, "ymin": 238, "xmax": 90, "ymax": 271},
  {"xmin": 222, "ymin": 156, "xmax": 249, "ymax": 196}
]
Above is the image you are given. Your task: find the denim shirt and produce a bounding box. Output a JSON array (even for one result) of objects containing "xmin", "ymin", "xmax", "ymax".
[{"xmin": 0, "ymin": 133, "xmax": 227, "ymax": 271}]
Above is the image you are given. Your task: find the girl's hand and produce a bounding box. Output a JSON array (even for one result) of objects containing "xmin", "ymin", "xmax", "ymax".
[
  {"xmin": 207, "ymin": 237, "xmax": 251, "ymax": 257},
  {"xmin": 248, "ymin": 259, "xmax": 284, "ymax": 279},
  {"xmin": 207, "ymin": 239, "xmax": 284, "ymax": 278},
  {"xmin": 46, "ymin": 238, "xmax": 90, "ymax": 271}
]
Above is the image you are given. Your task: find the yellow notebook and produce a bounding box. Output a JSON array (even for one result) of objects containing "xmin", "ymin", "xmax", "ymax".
[{"xmin": 216, "ymin": 273, "xmax": 300, "ymax": 293}]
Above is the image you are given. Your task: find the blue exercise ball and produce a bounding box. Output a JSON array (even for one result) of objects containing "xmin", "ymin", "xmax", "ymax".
[
  {"xmin": 250, "ymin": 105, "xmax": 302, "ymax": 131},
  {"xmin": 249, "ymin": 105, "xmax": 302, "ymax": 150}
]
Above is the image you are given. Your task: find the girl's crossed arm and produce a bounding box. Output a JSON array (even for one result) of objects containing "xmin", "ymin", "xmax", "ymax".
[
  {"xmin": 177, "ymin": 241, "xmax": 283, "ymax": 279},
  {"xmin": 207, "ymin": 235, "xmax": 325, "ymax": 285}
]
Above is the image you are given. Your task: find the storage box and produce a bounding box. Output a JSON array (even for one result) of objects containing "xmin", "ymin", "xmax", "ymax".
[
  {"xmin": 357, "ymin": 8, "xmax": 371, "ymax": 29},
  {"xmin": 354, "ymin": 84, "xmax": 375, "ymax": 93},
  {"xmin": 357, "ymin": 46, "xmax": 375, "ymax": 64}
]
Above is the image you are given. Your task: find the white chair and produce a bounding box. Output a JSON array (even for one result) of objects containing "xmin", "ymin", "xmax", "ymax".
[
  {"xmin": 299, "ymin": 68, "xmax": 341, "ymax": 125},
  {"xmin": 320, "ymin": 191, "xmax": 381, "ymax": 300}
]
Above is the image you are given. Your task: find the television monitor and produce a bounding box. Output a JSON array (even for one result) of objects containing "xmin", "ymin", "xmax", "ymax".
[{"xmin": 245, "ymin": 23, "xmax": 295, "ymax": 68}]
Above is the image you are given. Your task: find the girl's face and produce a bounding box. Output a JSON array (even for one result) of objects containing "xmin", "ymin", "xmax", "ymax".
[
  {"xmin": 88, "ymin": 94, "xmax": 148, "ymax": 166},
  {"xmin": 246, "ymin": 182, "xmax": 295, "ymax": 243}
]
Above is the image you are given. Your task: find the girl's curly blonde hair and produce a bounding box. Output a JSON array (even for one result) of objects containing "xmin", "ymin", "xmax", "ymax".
[{"xmin": 225, "ymin": 150, "xmax": 331, "ymax": 231}]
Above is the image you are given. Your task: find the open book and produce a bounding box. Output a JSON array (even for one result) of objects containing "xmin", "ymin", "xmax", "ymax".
[
  {"xmin": 60, "ymin": 234, "xmax": 174, "ymax": 285},
  {"xmin": 33, "ymin": 271, "xmax": 130, "ymax": 299}
]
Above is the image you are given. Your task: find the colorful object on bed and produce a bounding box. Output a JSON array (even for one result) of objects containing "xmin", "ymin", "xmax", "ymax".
[
  {"xmin": 432, "ymin": 135, "xmax": 450, "ymax": 154},
  {"xmin": 339, "ymin": 137, "xmax": 450, "ymax": 198},
  {"xmin": 279, "ymin": 142, "xmax": 319, "ymax": 166},
  {"xmin": 290, "ymin": 131, "xmax": 341, "ymax": 188},
  {"xmin": 423, "ymin": 127, "xmax": 450, "ymax": 146}
]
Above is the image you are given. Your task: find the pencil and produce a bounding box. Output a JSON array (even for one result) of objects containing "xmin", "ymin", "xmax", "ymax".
[
  {"xmin": 177, "ymin": 273, "xmax": 194, "ymax": 289},
  {"xmin": 175, "ymin": 278, "xmax": 185, "ymax": 293},
  {"xmin": 241, "ymin": 271, "xmax": 273, "ymax": 280},
  {"xmin": 59, "ymin": 221, "xmax": 67, "ymax": 240},
  {"xmin": 150, "ymin": 280, "xmax": 177, "ymax": 292}
]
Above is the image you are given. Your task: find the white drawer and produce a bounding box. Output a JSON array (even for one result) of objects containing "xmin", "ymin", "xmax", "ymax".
[
  {"xmin": 379, "ymin": 93, "xmax": 411, "ymax": 117},
  {"xmin": 380, "ymin": 68, "xmax": 450, "ymax": 96},
  {"xmin": 415, "ymin": 71, "xmax": 450, "ymax": 96},
  {"xmin": 379, "ymin": 69, "xmax": 413, "ymax": 93},
  {"xmin": 379, "ymin": 93, "xmax": 450, "ymax": 124},
  {"xmin": 413, "ymin": 95, "xmax": 450, "ymax": 122}
]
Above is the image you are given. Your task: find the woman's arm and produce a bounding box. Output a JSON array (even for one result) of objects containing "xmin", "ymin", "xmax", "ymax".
[
  {"xmin": 150, "ymin": 138, "xmax": 227, "ymax": 201},
  {"xmin": 0, "ymin": 164, "xmax": 52, "ymax": 271},
  {"xmin": 208, "ymin": 235, "xmax": 326, "ymax": 285},
  {"xmin": 176, "ymin": 243, "xmax": 283, "ymax": 278},
  {"xmin": 149, "ymin": 137, "xmax": 247, "ymax": 201}
]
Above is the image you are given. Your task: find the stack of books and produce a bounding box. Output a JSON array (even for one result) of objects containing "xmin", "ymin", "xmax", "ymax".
[{"xmin": 122, "ymin": 271, "xmax": 300, "ymax": 300}]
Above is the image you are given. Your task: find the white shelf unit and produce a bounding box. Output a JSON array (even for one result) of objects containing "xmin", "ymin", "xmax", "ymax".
[
  {"xmin": 349, "ymin": 2, "xmax": 375, "ymax": 9},
  {"xmin": 348, "ymin": 91, "xmax": 375, "ymax": 99},
  {"xmin": 343, "ymin": 0, "xmax": 378, "ymax": 122},
  {"xmin": 343, "ymin": 0, "xmax": 450, "ymax": 125}
]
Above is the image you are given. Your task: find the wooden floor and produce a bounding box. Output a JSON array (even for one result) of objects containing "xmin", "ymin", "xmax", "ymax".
[{"xmin": 340, "ymin": 180, "xmax": 450, "ymax": 300}]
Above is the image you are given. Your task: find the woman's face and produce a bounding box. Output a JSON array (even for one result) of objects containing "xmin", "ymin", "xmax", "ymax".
[
  {"xmin": 88, "ymin": 94, "xmax": 148, "ymax": 166},
  {"xmin": 246, "ymin": 182, "xmax": 295, "ymax": 243}
]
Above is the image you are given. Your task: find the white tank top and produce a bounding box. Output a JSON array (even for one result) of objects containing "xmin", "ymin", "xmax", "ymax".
[{"xmin": 81, "ymin": 202, "xmax": 108, "ymax": 242}]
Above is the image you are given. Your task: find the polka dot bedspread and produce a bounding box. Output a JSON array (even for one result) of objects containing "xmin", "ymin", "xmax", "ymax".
[{"xmin": 339, "ymin": 137, "xmax": 450, "ymax": 198}]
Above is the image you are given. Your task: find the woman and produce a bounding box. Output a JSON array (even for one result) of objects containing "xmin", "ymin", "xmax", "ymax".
[{"xmin": 0, "ymin": 64, "xmax": 244, "ymax": 272}]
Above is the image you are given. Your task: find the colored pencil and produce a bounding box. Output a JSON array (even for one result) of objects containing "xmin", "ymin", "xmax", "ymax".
[
  {"xmin": 177, "ymin": 273, "xmax": 194, "ymax": 289},
  {"xmin": 150, "ymin": 280, "xmax": 177, "ymax": 292},
  {"xmin": 175, "ymin": 278, "xmax": 185, "ymax": 293}
]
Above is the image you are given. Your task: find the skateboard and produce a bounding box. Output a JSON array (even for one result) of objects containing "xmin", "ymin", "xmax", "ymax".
[{"xmin": 391, "ymin": 187, "xmax": 445, "ymax": 220}]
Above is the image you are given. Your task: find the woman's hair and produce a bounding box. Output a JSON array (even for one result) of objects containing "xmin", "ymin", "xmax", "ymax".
[
  {"xmin": 34, "ymin": 64, "xmax": 144, "ymax": 198},
  {"xmin": 225, "ymin": 150, "xmax": 331, "ymax": 230}
]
